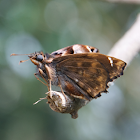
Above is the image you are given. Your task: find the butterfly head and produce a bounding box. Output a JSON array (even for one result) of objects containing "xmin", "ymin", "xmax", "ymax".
[
  {"xmin": 28, "ymin": 51, "xmax": 55, "ymax": 66},
  {"xmin": 10, "ymin": 51, "xmax": 53, "ymax": 65},
  {"xmin": 28, "ymin": 52, "xmax": 44, "ymax": 65}
]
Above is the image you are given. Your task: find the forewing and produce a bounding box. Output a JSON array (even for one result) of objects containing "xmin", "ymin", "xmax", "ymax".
[{"xmin": 52, "ymin": 53, "xmax": 126, "ymax": 100}]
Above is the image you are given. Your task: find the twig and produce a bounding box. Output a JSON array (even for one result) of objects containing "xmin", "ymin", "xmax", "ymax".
[
  {"xmin": 108, "ymin": 13, "xmax": 140, "ymax": 65},
  {"xmin": 102, "ymin": 0, "xmax": 140, "ymax": 4}
]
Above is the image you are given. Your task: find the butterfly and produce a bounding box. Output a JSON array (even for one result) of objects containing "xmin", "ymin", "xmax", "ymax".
[{"xmin": 11, "ymin": 44, "xmax": 126, "ymax": 119}]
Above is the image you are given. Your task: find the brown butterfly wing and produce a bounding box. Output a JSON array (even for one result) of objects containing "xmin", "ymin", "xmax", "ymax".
[
  {"xmin": 50, "ymin": 44, "xmax": 99, "ymax": 58},
  {"xmin": 52, "ymin": 53, "xmax": 126, "ymax": 100}
]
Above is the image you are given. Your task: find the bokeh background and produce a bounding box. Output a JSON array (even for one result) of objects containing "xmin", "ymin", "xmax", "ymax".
[{"xmin": 1, "ymin": 0, "xmax": 140, "ymax": 140}]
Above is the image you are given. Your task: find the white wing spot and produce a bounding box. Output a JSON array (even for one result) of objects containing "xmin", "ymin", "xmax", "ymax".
[
  {"xmin": 73, "ymin": 44, "xmax": 83, "ymax": 53},
  {"xmin": 75, "ymin": 78, "xmax": 78, "ymax": 82},
  {"xmin": 85, "ymin": 45, "xmax": 92, "ymax": 52},
  {"xmin": 108, "ymin": 57, "xmax": 113, "ymax": 67},
  {"xmin": 107, "ymin": 81, "xmax": 114, "ymax": 87}
]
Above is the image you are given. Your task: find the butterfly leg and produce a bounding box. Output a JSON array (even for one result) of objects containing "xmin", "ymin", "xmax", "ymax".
[
  {"xmin": 33, "ymin": 97, "xmax": 47, "ymax": 105},
  {"xmin": 33, "ymin": 67, "xmax": 52, "ymax": 104},
  {"xmin": 33, "ymin": 69, "xmax": 50, "ymax": 104},
  {"xmin": 44, "ymin": 65, "xmax": 54, "ymax": 97},
  {"xmin": 48, "ymin": 79, "xmax": 52, "ymax": 97},
  {"xmin": 34, "ymin": 68, "xmax": 49, "ymax": 90},
  {"xmin": 58, "ymin": 77, "xmax": 67, "ymax": 101},
  {"xmin": 34, "ymin": 73, "xmax": 48, "ymax": 87}
]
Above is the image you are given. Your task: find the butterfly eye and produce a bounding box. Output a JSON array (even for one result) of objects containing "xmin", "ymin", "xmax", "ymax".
[{"xmin": 36, "ymin": 55, "xmax": 43, "ymax": 61}]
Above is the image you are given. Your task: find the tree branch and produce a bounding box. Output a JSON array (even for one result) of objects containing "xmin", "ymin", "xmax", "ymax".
[
  {"xmin": 102, "ymin": 0, "xmax": 140, "ymax": 4},
  {"xmin": 108, "ymin": 13, "xmax": 140, "ymax": 65}
]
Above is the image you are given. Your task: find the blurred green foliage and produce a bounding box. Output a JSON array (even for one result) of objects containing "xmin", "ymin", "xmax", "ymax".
[{"xmin": 0, "ymin": 0, "xmax": 140, "ymax": 140}]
